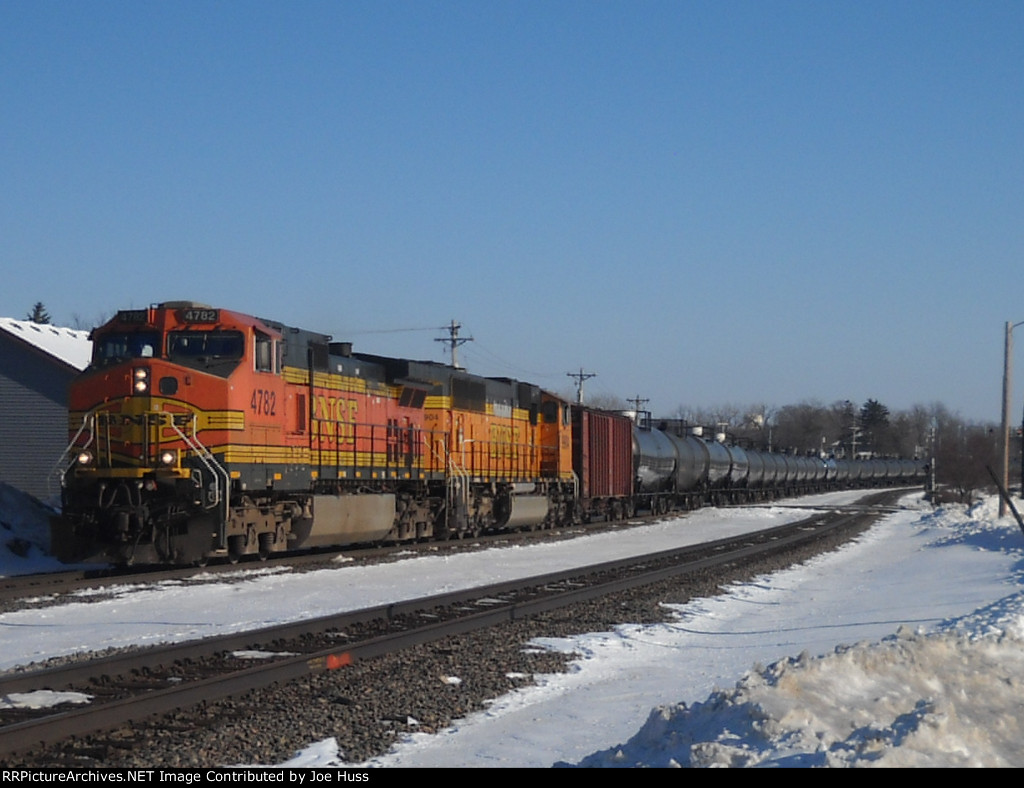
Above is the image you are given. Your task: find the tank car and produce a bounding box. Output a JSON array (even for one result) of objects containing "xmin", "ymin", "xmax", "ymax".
[
  {"xmin": 632, "ymin": 420, "xmax": 677, "ymax": 514},
  {"xmin": 724, "ymin": 443, "xmax": 750, "ymax": 501},
  {"xmin": 663, "ymin": 428, "xmax": 710, "ymax": 510},
  {"xmin": 744, "ymin": 448, "xmax": 768, "ymax": 500},
  {"xmin": 702, "ymin": 431, "xmax": 734, "ymax": 502}
]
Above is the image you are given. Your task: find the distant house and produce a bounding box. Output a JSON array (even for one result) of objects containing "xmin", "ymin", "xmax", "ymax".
[{"xmin": 0, "ymin": 318, "xmax": 91, "ymax": 502}]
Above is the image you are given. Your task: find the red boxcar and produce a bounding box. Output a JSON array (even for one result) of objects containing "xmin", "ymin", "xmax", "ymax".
[{"xmin": 571, "ymin": 406, "xmax": 634, "ymax": 521}]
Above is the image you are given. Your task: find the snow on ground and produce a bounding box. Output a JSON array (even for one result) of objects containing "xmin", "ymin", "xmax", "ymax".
[
  {"xmin": 3, "ymin": 483, "xmax": 1024, "ymax": 767},
  {"xmin": 0, "ymin": 490, "xmax": 868, "ymax": 671},
  {"xmin": 0, "ymin": 483, "xmax": 65, "ymax": 572}
]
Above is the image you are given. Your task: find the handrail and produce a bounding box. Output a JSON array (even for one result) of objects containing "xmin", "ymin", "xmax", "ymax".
[
  {"xmin": 166, "ymin": 414, "xmax": 231, "ymax": 547},
  {"xmin": 447, "ymin": 451, "xmax": 469, "ymax": 533},
  {"xmin": 48, "ymin": 409, "xmax": 99, "ymax": 500}
]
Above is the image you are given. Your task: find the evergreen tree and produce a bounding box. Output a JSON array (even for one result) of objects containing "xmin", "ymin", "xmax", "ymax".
[
  {"xmin": 859, "ymin": 399, "xmax": 892, "ymax": 455},
  {"xmin": 26, "ymin": 302, "xmax": 51, "ymax": 324},
  {"xmin": 859, "ymin": 398, "xmax": 891, "ymax": 428}
]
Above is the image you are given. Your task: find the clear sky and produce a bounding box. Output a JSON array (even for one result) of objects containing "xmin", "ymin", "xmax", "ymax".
[{"xmin": 3, "ymin": 1, "xmax": 1022, "ymax": 422}]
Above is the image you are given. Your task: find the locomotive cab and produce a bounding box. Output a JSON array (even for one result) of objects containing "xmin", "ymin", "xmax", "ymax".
[{"xmin": 55, "ymin": 302, "xmax": 285, "ymax": 565}]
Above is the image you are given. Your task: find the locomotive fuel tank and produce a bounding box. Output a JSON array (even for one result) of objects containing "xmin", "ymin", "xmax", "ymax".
[
  {"xmin": 502, "ymin": 488, "xmax": 557, "ymax": 529},
  {"xmin": 301, "ymin": 494, "xmax": 396, "ymax": 547}
]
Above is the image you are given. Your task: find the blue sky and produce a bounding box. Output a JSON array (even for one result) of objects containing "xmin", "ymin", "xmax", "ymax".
[{"xmin": 3, "ymin": 1, "xmax": 1022, "ymax": 422}]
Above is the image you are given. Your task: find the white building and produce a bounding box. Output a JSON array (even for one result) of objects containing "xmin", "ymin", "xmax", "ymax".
[{"xmin": 0, "ymin": 318, "xmax": 91, "ymax": 502}]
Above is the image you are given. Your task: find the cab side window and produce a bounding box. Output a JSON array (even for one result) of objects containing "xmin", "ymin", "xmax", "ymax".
[{"xmin": 255, "ymin": 331, "xmax": 277, "ymax": 373}]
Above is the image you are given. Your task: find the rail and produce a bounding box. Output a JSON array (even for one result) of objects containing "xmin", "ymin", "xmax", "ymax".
[{"xmin": 0, "ymin": 497, "xmax": 898, "ymax": 760}]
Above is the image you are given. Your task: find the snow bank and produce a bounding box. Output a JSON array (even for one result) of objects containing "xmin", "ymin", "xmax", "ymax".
[
  {"xmin": 568, "ymin": 498, "xmax": 1024, "ymax": 768},
  {"xmin": 571, "ymin": 614, "xmax": 1024, "ymax": 768},
  {"xmin": 0, "ymin": 481, "xmax": 58, "ymax": 569}
]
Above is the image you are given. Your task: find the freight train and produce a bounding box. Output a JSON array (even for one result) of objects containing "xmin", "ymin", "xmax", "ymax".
[{"xmin": 51, "ymin": 302, "xmax": 927, "ymax": 565}]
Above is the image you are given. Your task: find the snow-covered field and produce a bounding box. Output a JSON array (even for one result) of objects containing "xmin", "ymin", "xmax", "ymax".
[{"xmin": 3, "ymin": 484, "xmax": 1022, "ymax": 767}]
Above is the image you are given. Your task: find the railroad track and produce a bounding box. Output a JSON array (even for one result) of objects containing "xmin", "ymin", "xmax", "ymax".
[
  {"xmin": 0, "ymin": 516, "xmax": 632, "ymax": 609},
  {"xmin": 0, "ymin": 491, "xmax": 905, "ymax": 761},
  {"xmin": 1, "ymin": 488, "xmax": 913, "ymax": 607}
]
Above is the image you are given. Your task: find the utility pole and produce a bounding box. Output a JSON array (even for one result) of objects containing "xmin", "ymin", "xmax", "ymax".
[
  {"xmin": 627, "ymin": 395, "xmax": 649, "ymax": 413},
  {"xmin": 435, "ymin": 320, "xmax": 472, "ymax": 369},
  {"xmin": 566, "ymin": 368, "xmax": 596, "ymax": 404},
  {"xmin": 927, "ymin": 422, "xmax": 936, "ymax": 499},
  {"xmin": 627, "ymin": 395, "xmax": 650, "ymax": 426},
  {"xmin": 1000, "ymin": 320, "xmax": 1024, "ymax": 518}
]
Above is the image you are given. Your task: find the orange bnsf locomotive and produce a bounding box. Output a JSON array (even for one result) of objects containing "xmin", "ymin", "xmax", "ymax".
[{"xmin": 54, "ymin": 302, "xmax": 576, "ymax": 564}]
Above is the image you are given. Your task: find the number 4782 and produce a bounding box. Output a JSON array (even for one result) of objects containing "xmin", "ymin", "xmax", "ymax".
[{"xmin": 251, "ymin": 388, "xmax": 277, "ymax": 416}]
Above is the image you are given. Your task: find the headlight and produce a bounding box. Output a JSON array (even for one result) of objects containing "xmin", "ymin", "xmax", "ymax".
[
  {"xmin": 76, "ymin": 450, "xmax": 94, "ymax": 466},
  {"xmin": 159, "ymin": 449, "xmax": 178, "ymax": 467},
  {"xmin": 133, "ymin": 367, "xmax": 149, "ymax": 394}
]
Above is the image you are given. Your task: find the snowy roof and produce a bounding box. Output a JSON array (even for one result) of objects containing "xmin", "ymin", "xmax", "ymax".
[{"xmin": 0, "ymin": 317, "xmax": 92, "ymax": 371}]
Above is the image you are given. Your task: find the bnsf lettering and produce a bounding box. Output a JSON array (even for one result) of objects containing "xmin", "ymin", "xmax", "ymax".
[
  {"xmin": 313, "ymin": 395, "xmax": 359, "ymax": 445},
  {"xmin": 488, "ymin": 424, "xmax": 521, "ymax": 458},
  {"xmin": 314, "ymin": 395, "xmax": 358, "ymax": 423},
  {"xmin": 250, "ymin": 389, "xmax": 277, "ymax": 416}
]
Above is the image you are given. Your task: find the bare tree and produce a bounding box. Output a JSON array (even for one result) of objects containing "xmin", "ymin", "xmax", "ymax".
[
  {"xmin": 935, "ymin": 421, "xmax": 998, "ymax": 502},
  {"xmin": 70, "ymin": 312, "xmax": 109, "ymax": 331},
  {"xmin": 585, "ymin": 393, "xmax": 629, "ymax": 412},
  {"xmin": 774, "ymin": 400, "xmax": 830, "ymax": 455}
]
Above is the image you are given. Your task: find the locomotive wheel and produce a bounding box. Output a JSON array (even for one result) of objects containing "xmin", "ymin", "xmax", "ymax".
[
  {"xmin": 227, "ymin": 535, "xmax": 246, "ymax": 564},
  {"xmin": 258, "ymin": 533, "xmax": 274, "ymax": 561}
]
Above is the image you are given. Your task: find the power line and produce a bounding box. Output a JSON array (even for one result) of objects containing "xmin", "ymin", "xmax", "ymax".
[
  {"xmin": 346, "ymin": 325, "xmax": 443, "ymax": 335},
  {"xmin": 459, "ymin": 341, "xmax": 562, "ymax": 381}
]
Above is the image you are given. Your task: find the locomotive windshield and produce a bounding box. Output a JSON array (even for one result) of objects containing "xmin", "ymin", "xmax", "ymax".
[
  {"xmin": 93, "ymin": 331, "xmax": 161, "ymax": 365},
  {"xmin": 167, "ymin": 330, "xmax": 244, "ymax": 374}
]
